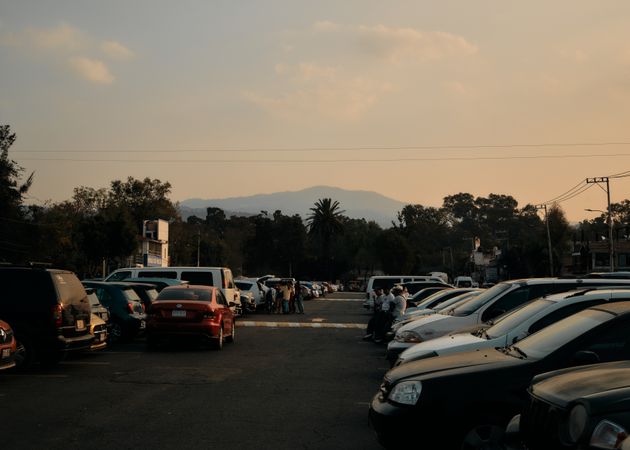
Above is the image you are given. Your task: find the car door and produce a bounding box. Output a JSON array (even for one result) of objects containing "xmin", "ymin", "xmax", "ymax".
[{"xmin": 216, "ymin": 290, "xmax": 233, "ymax": 331}]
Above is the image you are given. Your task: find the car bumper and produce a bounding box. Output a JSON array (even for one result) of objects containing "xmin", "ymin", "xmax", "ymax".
[
  {"xmin": 0, "ymin": 346, "xmax": 15, "ymax": 370},
  {"xmin": 57, "ymin": 333, "xmax": 94, "ymax": 352},
  {"xmin": 147, "ymin": 320, "xmax": 221, "ymax": 340},
  {"xmin": 369, "ymin": 394, "xmax": 432, "ymax": 449}
]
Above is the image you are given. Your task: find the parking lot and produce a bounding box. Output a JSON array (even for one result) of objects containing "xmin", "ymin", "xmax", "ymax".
[{"xmin": 0, "ymin": 293, "xmax": 385, "ymax": 450}]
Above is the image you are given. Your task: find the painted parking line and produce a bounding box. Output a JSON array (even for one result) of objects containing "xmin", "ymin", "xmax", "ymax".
[
  {"xmin": 312, "ymin": 299, "xmax": 364, "ymax": 302},
  {"xmin": 61, "ymin": 361, "xmax": 111, "ymax": 366},
  {"xmin": 237, "ymin": 321, "xmax": 366, "ymax": 329}
]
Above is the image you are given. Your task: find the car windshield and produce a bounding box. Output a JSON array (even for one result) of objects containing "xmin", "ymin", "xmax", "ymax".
[
  {"xmin": 485, "ymin": 299, "xmax": 553, "ymax": 339},
  {"xmin": 122, "ymin": 287, "xmax": 142, "ymax": 302},
  {"xmin": 512, "ymin": 309, "xmax": 613, "ymax": 359},
  {"xmin": 434, "ymin": 291, "xmax": 479, "ymax": 312},
  {"xmin": 451, "ymin": 283, "xmax": 513, "ymax": 316},
  {"xmin": 157, "ymin": 288, "xmax": 212, "ymax": 301}
]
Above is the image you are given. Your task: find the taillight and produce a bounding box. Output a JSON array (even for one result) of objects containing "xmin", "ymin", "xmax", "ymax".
[
  {"xmin": 127, "ymin": 302, "xmax": 135, "ymax": 314},
  {"xmin": 203, "ymin": 308, "xmax": 216, "ymax": 319},
  {"xmin": 52, "ymin": 304, "xmax": 63, "ymax": 327}
]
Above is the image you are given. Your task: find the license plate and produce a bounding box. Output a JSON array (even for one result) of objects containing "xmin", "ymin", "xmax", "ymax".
[
  {"xmin": 99, "ymin": 334, "xmax": 107, "ymax": 342},
  {"xmin": 171, "ymin": 310, "xmax": 186, "ymax": 318},
  {"xmin": 139, "ymin": 320, "xmax": 146, "ymax": 329},
  {"xmin": 75, "ymin": 320, "xmax": 85, "ymax": 331},
  {"xmin": 1, "ymin": 348, "xmax": 9, "ymax": 358}
]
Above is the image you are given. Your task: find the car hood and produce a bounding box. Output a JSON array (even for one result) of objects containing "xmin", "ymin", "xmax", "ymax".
[
  {"xmin": 397, "ymin": 313, "xmax": 477, "ymax": 340},
  {"xmin": 386, "ymin": 348, "xmax": 522, "ymax": 384},
  {"xmin": 399, "ymin": 332, "xmax": 488, "ymax": 360},
  {"xmin": 531, "ymin": 361, "xmax": 630, "ymax": 410}
]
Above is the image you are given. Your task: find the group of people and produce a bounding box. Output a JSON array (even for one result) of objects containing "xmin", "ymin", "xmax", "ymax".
[
  {"xmin": 265, "ymin": 281, "xmax": 305, "ymax": 315},
  {"xmin": 363, "ymin": 285, "xmax": 408, "ymax": 343}
]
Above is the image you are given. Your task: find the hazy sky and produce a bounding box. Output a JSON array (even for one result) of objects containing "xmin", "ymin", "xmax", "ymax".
[{"xmin": 2, "ymin": 1, "xmax": 630, "ymax": 221}]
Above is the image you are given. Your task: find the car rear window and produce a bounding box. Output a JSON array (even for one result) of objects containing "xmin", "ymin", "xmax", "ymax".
[
  {"xmin": 122, "ymin": 287, "xmax": 142, "ymax": 302},
  {"xmin": 180, "ymin": 271, "xmax": 214, "ymax": 286},
  {"xmin": 235, "ymin": 281, "xmax": 253, "ymax": 290},
  {"xmin": 144, "ymin": 289, "xmax": 159, "ymax": 301},
  {"xmin": 157, "ymin": 288, "xmax": 212, "ymax": 301},
  {"xmin": 372, "ymin": 278, "xmax": 400, "ymax": 290},
  {"xmin": 53, "ymin": 272, "xmax": 87, "ymax": 306},
  {"xmin": 0, "ymin": 269, "xmax": 56, "ymax": 306}
]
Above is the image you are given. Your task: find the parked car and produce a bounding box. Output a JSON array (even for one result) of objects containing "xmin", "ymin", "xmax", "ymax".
[
  {"xmin": 89, "ymin": 314, "xmax": 108, "ymax": 351},
  {"xmin": 235, "ymin": 279, "xmax": 267, "ymax": 308},
  {"xmin": 388, "ymin": 278, "xmax": 630, "ymax": 362},
  {"xmin": 402, "ymin": 281, "xmax": 452, "ymax": 296},
  {"xmin": 121, "ymin": 282, "xmax": 159, "ymax": 311},
  {"xmin": 146, "ymin": 285, "xmax": 235, "ymax": 350},
  {"xmin": 104, "ymin": 266, "xmax": 242, "ymax": 316},
  {"xmin": 0, "ymin": 319, "xmax": 17, "ymax": 370},
  {"xmin": 118, "ymin": 277, "xmax": 189, "ymax": 292},
  {"xmin": 505, "ymin": 360, "xmax": 630, "ymax": 450},
  {"xmin": 454, "ymin": 276, "xmax": 477, "ymax": 288},
  {"xmin": 395, "ymin": 288, "xmax": 630, "ymax": 366},
  {"xmin": 369, "ymin": 301, "xmax": 630, "ymax": 450},
  {"xmin": 85, "ymin": 287, "xmax": 110, "ymax": 325},
  {"xmin": 82, "ymin": 281, "xmax": 146, "ymax": 343},
  {"xmin": 0, "ymin": 266, "xmax": 93, "ymax": 368},
  {"xmin": 406, "ymin": 286, "xmax": 453, "ymax": 307},
  {"xmin": 365, "ymin": 275, "xmax": 445, "ymax": 303}
]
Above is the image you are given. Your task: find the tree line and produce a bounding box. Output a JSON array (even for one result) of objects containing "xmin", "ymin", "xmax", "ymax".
[{"xmin": 0, "ymin": 124, "xmax": 623, "ymax": 281}]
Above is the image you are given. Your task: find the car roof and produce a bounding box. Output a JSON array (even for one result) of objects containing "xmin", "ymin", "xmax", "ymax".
[
  {"xmin": 161, "ymin": 284, "xmax": 215, "ymax": 291},
  {"xmin": 588, "ymin": 301, "xmax": 630, "ymax": 315}
]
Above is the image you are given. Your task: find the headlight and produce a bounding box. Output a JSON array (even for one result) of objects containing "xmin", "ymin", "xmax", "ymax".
[
  {"xmin": 567, "ymin": 404, "xmax": 589, "ymax": 444},
  {"xmin": 395, "ymin": 330, "xmax": 423, "ymax": 343},
  {"xmin": 388, "ymin": 381, "xmax": 422, "ymax": 405},
  {"xmin": 590, "ymin": 420, "xmax": 628, "ymax": 449}
]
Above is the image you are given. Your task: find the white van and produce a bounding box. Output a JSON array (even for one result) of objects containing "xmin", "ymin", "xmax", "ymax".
[{"xmin": 105, "ymin": 266, "xmax": 241, "ymax": 315}]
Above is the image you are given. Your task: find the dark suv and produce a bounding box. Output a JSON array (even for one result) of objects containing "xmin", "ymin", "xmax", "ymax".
[
  {"xmin": 0, "ymin": 266, "xmax": 93, "ymax": 368},
  {"xmin": 506, "ymin": 361, "xmax": 630, "ymax": 449}
]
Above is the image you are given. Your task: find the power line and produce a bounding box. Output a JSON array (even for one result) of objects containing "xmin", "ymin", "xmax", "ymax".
[
  {"xmin": 13, "ymin": 141, "xmax": 630, "ymax": 153},
  {"xmin": 15, "ymin": 152, "xmax": 630, "ymax": 164}
]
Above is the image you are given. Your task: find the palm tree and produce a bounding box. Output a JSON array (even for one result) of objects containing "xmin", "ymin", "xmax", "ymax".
[{"xmin": 307, "ymin": 198, "xmax": 345, "ymax": 278}]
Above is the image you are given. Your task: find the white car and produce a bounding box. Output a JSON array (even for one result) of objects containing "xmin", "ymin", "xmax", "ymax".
[
  {"xmin": 235, "ymin": 279, "xmax": 267, "ymax": 307},
  {"xmin": 386, "ymin": 277, "xmax": 630, "ymax": 363},
  {"xmin": 395, "ymin": 288, "xmax": 630, "ymax": 366}
]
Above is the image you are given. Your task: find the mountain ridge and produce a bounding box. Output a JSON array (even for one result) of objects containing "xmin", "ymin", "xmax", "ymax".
[{"xmin": 180, "ymin": 186, "xmax": 407, "ymax": 226}]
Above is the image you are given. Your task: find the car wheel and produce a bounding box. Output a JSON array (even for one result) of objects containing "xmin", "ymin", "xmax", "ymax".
[
  {"xmin": 13, "ymin": 335, "xmax": 35, "ymax": 370},
  {"xmin": 460, "ymin": 422, "xmax": 505, "ymax": 450},
  {"xmin": 109, "ymin": 322, "xmax": 123, "ymax": 344},
  {"xmin": 226, "ymin": 323, "xmax": 236, "ymax": 343},
  {"xmin": 212, "ymin": 326, "xmax": 224, "ymax": 350}
]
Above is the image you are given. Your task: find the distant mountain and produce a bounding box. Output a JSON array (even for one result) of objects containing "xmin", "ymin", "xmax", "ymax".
[{"xmin": 179, "ymin": 186, "xmax": 407, "ymax": 226}]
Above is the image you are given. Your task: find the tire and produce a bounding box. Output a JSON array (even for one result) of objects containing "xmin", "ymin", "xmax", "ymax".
[
  {"xmin": 226, "ymin": 322, "xmax": 236, "ymax": 343},
  {"xmin": 460, "ymin": 421, "xmax": 506, "ymax": 450},
  {"xmin": 109, "ymin": 322, "xmax": 123, "ymax": 344},
  {"xmin": 212, "ymin": 326, "xmax": 224, "ymax": 350},
  {"xmin": 13, "ymin": 335, "xmax": 35, "ymax": 370}
]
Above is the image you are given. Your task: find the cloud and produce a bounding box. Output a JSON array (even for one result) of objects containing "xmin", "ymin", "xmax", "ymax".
[
  {"xmin": 101, "ymin": 40, "xmax": 134, "ymax": 60},
  {"xmin": 1, "ymin": 24, "xmax": 134, "ymax": 85},
  {"xmin": 244, "ymin": 63, "xmax": 392, "ymax": 121},
  {"xmin": 69, "ymin": 57, "xmax": 114, "ymax": 84},
  {"xmin": 313, "ymin": 22, "xmax": 478, "ymax": 64}
]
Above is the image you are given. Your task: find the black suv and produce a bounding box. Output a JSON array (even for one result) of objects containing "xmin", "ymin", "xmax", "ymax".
[
  {"xmin": 506, "ymin": 361, "xmax": 630, "ymax": 449},
  {"xmin": 0, "ymin": 266, "xmax": 93, "ymax": 368}
]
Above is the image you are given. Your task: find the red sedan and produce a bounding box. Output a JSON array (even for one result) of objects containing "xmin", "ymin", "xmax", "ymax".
[
  {"xmin": 146, "ymin": 285, "xmax": 235, "ymax": 350},
  {"xmin": 0, "ymin": 319, "xmax": 17, "ymax": 370}
]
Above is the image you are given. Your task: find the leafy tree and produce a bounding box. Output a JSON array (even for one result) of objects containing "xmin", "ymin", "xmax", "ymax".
[{"xmin": 0, "ymin": 125, "xmax": 33, "ymax": 262}]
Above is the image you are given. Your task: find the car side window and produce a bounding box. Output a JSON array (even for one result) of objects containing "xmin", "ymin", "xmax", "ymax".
[
  {"xmin": 95, "ymin": 288, "xmax": 113, "ymax": 306},
  {"xmin": 481, "ymin": 287, "xmax": 530, "ymax": 322},
  {"xmin": 528, "ymin": 300, "xmax": 603, "ymax": 335},
  {"xmin": 579, "ymin": 320, "xmax": 630, "ymax": 361},
  {"xmin": 108, "ymin": 271, "xmax": 131, "ymax": 281}
]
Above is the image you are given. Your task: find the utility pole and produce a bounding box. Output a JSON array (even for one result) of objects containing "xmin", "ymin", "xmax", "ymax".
[
  {"xmin": 196, "ymin": 227, "xmax": 201, "ymax": 267},
  {"xmin": 535, "ymin": 204, "xmax": 554, "ymax": 276},
  {"xmin": 586, "ymin": 177, "xmax": 614, "ymax": 272}
]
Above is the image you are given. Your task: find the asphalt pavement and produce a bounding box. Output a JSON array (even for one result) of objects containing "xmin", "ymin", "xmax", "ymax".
[{"xmin": 0, "ymin": 292, "xmax": 388, "ymax": 450}]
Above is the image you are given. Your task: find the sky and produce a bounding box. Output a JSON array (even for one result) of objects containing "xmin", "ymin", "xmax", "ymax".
[{"xmin": 2, "ymin": 0, "xmax": 630, "ymax": 222}]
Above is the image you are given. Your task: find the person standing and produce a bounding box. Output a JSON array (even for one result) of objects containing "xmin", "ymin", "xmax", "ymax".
[
  {"xmin": 295, "ymin": 281, "xmax": 305, "ymax": 314},
  {"xmin": 281, "ymin": 282, "xmax": 291, "ymax": 314},
  {"xmin": 374, "ymin": 287, "xmax": 395, "ymax": 343},
  {"xmin": 363, "ymin": 287, "xmax": 384, "ymax": 340}
]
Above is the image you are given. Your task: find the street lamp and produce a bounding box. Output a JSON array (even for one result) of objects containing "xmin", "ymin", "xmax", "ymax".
[{"xmin": 585, "ymin": 208, "xmax": 614, "ymax": 272}]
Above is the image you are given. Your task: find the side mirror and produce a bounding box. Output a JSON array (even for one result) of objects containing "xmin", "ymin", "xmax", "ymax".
[{"xmin": 572, "ymin": 350, "xmax": 600, "ymax": 366}]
